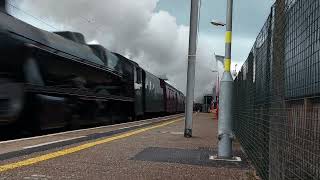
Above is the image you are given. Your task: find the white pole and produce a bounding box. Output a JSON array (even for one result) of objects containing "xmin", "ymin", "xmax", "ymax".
[{"xmin": 184, "ymin": 0, "xmax": 200, "ymax": 138}]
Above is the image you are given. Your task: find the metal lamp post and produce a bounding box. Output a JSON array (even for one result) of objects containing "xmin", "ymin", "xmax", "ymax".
[
  {"xmin": 218, "ymin": 0, "xmax": 234, "ymax": 159},
  {"xmin": 211, "ymin": 70, "xmax": 218, "ymax": 103},
  {"xmin": 211, "ymin": 0, "xmax": 234, "ymax": 159},
  {"xmin": 184, "ymin": 0, "xmax": 200, "ymax": 138},
  {"xmin": 211, "ymin": 70, "xmax": 219, "ymax": 114}
]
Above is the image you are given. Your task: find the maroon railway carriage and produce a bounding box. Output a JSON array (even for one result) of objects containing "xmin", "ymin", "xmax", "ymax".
[{"xmin": 160, "ymin": 80, "xmax": 185, "ymax": 114}]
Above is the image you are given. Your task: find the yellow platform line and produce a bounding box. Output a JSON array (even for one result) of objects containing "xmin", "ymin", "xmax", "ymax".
[{"xmin": 0, "ymin": 118, "xmax": 182, "ymax": 173}]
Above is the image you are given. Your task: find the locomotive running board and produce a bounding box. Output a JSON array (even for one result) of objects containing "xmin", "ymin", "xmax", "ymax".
[{"xmin": 25, "ymin": 84, "xmax": 134, "ymax": 102}]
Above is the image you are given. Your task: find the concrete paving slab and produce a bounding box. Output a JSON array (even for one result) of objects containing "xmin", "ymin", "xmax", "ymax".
[{"xmin": 0, "ymin": 113, "xmax": 257, "ymax": 180}]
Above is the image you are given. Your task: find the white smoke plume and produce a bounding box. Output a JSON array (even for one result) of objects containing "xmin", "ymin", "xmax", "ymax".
[{"xmin": 8, "ymin": 0, "xmax": 221, "ymax": 102}]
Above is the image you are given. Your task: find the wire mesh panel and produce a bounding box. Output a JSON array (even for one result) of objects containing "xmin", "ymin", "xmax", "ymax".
[
  {"xmin": 233, "ymin": 0, "xmax": 320, "ymax": 179},
  {"xmin": 285, "ymin": 0, "xmax": 320, "ymax": 98},
  {"xmin": 233, "ymin": 11, "xmax": 274, "ymax": 180}
]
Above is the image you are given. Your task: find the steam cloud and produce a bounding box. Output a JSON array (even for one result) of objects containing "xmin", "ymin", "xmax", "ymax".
[{"xmin": 9, "ymin": 0, "xmax": 221, "ymax": 102}]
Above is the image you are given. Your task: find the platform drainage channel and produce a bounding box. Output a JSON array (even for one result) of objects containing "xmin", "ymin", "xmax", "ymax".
[{"xmin": 131, "ymin": 147, "xmax": 250, "ymax": 169}]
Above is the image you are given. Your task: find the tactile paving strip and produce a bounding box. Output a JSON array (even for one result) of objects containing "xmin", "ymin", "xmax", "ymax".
[{"xmin": 131, "ymin": 147, "xmax": 251, "ymax": 169}]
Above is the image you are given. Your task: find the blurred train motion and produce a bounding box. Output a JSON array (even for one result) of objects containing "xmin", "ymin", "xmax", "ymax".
[{"xmin": 0, "ymin": 7, "xmax": 184, "ymax": 132}]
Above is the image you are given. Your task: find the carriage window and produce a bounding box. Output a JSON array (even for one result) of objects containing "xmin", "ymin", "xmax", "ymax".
[{"xmin": 136, "ymin": 68, "xmax": 142, "ymax": 84}]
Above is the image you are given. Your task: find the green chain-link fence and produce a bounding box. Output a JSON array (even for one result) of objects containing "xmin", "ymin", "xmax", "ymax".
[{"xmin": 233, "ymin": 0, "xmax": 320, "ymax": 179}]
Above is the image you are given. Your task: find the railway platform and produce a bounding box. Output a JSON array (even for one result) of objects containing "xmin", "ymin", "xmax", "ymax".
[{"xmin": 0, "ymin": 113, "xmax": 256, "ymax": 180}]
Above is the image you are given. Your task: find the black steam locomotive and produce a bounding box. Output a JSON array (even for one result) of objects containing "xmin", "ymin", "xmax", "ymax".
[{"xmin": 0, "ymin": 9, "xmax": 184, "ymax": 131}]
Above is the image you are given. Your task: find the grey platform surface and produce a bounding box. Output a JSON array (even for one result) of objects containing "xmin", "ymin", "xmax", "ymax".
[{"xmin": 0, "ymin": 113, "xmax": 256, "ymax": 180}]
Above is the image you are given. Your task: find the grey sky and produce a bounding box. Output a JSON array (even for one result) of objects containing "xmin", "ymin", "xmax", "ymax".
[
  {"xmin": 9, "ymin": 0, "xmax": 275, "ymax": 101},
  {"xmin": 157, "ymin": 0, "xmax": 275, "ymax": 65},
  {"xmin": 157, "ymin": 0, "xmax": 275, "ymax": 37}
]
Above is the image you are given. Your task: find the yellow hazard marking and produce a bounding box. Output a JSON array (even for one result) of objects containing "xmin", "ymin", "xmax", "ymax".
[
  {"xmin": 0, "ymin": 118, "xmax": 181, "ymax": 173},
  {"xmin": 224, "ymin": 59, "xmax": 231, "ymax": 72},
  {"xmin": 225, "ymin": 31, "xmax": 232, "ymax": 43},
  {"xmin": 224, "ymin": 58, "xmax": 231, "ymax": 72}
]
